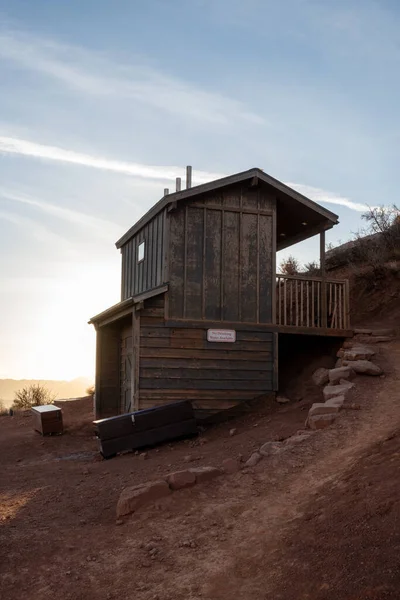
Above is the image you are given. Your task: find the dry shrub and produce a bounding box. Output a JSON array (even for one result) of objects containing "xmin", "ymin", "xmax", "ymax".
[
  {"xmin": 86, "ymin": 385, "xmax": 95, "ymax": 397},
  {"xmin": 12, "ymin": 383, "xmax": 55, "ymax": 410}
]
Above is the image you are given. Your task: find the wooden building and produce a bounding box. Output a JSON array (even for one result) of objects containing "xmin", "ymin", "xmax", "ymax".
[{"xmin": 89, "ymin": 167, "xmax": 351, "ymax": 419}]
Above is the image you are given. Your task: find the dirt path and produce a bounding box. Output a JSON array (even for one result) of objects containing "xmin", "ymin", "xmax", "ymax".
[{"xmin": 1, "ymin": 338, "xmax": 400, "ymax": 600}]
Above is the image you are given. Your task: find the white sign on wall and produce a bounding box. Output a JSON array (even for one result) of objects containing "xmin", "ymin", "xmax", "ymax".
[{"xmin": 207, "ymin": 329, "xmax": 236, "ymax": 343}]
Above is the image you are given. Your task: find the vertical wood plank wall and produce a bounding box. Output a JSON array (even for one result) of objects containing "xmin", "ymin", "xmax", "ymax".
[
  {"xmin": 138, "ymin": 295, "xmax": 275, "ymax": 413},
  {"xmin": 168, "ymin": 184, "xmax": 275, "ymax": 323},
  {"xmin": 120, "ymin": 209, "xmax": 167, "ymax": 301}
]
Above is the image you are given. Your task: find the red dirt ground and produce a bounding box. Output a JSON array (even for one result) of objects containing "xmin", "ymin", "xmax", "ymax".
[{"xmin": 1, "ymin": 332, "xmax": 399, "ymax": 599}]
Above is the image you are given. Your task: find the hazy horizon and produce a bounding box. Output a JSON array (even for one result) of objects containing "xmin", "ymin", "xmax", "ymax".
[{"xmin": 1, "ymin": 1, "xmax": 399, "ymax": 379}]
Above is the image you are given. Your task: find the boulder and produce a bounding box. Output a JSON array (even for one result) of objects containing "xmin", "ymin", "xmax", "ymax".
[
  {"xmin": 285, "ymin": 432, "xmax": 313, "ymax": 445},
  {"xmin": 312, "ymin": 368, "xmax": 329, "ymax": 387},
  {"xmin": 335, "ymin": 359, "xmax": 343, "ymax": 368},
  {"xmin": 166, "ymin": 470, "xmax": 196, "ymax": 491},
  {"xmin": 325, "ymin": 395, "xmax": 345, "ymax": 409},
  {"xmin": 245, "ymin": 452, "xmax": 263, "ymax": 467},
  {"xmin": 307, "ymin": 414, "xmax": 337, "ymax": 430},
  {"xmin": 221, "ymin": 458, "xmax": 240, "ymax": 474},
  {"xmin": 117, "ymin": 480, "xmax": 171, "ymax": 517},
  {"xmin": 328, "ymin": 366, "xmax": 355, "ymax": 385},
  {"xmin": 342, "ymin": 340, "xmax": 354, "ymax": 348},
  {"xmin": 371, "ymin": 329, "xmax": 394, "ymax": 337},
  {"xmin": 188, "ymin": 466, "xmax": 223, "ymax": 483},
  {"xmin": 343, "ymin": 346, "xmax": 375, "ymax": 361},
  {"xmin": 276, "ymin": 395, "xmax": 290, "ymax": 404},
  {"xmin": 308, "ymin": 403, "xmax": 340, "ymax": 417},
  {"xmin": 342, "ymin": 359, "xmax": 382, "ymax": 376},
  {"xmin": 323, "ymin": 381, "xmax": 354, "ymax": 401},
  {"xmin": 259, "ymin": 441, "xmax": 284, "ymax": 457},
  {"xmin": 336, "ymin": 349, "xmax": 344, "ymax": 358},
  {"xmin": 356, "ymin": 336, "xmax": 393, "ymax": 344}
]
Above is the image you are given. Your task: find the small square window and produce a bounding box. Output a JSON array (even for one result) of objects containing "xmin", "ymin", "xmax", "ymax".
[{"xmin": 137, "ymin": 241, "xmax": 145, "ymax": 262}]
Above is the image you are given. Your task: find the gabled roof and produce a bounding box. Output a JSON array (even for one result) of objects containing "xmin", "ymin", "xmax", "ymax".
[{"xmin": 116, "ymin": 167, "xmax": 339, "ymax": 249}]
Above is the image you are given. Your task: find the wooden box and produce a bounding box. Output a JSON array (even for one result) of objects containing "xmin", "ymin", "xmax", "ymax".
[
  {"xmin": 93, "ymin": 400, "xmax": 197, "ymax": 459},
  {"xmin": 32, "ymin": 405, "xmax": 63, "ymax": 435}
]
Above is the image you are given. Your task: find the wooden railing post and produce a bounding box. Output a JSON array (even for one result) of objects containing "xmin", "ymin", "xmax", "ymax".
[{"xmin": 320, "ymin": 231, "xmax": 327, "ymax": 327}]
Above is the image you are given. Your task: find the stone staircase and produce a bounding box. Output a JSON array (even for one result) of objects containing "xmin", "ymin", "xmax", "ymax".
[{"xmin": 307, "ymin": 328, "xmax": 396, "ymax": 430}]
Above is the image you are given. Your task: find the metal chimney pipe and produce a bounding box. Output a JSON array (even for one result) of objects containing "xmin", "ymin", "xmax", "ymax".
[
  {"xmin": 176, "ymin": 177, "xmax": 181, "ymax": 192},
  {"xmin": 164, "ymin": 188, "xmax": 169, "ymax": 196},
  {"xmin": 186, "ymin": 165, "xmax": 192, "ymax": 189}
]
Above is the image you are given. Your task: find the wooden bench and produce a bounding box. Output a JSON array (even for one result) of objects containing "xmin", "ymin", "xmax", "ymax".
[{"xmin": 93, "ymin": 400, "xmax": 197, "ymax": 459}]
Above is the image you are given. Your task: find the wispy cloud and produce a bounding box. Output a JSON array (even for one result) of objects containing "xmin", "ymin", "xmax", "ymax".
[
  {"xmin": 0, "ymin": 189, "xmax": 121, "ymax": 240},
  {"xmin": 0, "ymin": 29, "xmax": 264, "ymax": 126},
  {"xmin": 0, "ymin": 136, "xmax": 224, "ymax": 184},
  {"xmin": 0, "ymin": 134, "xmax": 367, "ymax": 214},
  {"xmin": 288, "ymin": 183, "xmax": 368, "ymax": 213}
]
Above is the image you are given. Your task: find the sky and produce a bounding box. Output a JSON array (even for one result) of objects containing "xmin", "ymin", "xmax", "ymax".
[{"xmin": 0, "ymin": 0, "xmax": 398, "ymax": 381}]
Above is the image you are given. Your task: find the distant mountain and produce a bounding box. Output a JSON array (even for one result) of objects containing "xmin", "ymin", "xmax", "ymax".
[{"xmin": 0, "ymin": 377, "xmax": 93, "ymax": 408}]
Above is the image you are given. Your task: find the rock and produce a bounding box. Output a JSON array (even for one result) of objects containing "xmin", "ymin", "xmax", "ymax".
[
  {"xmin": 140, "ymin": 452, "xmax": 148, "ymax": 460},
  {"xmin": 356, "ymin": 336, "xmax": 393, "ymax": 344},
  {"xmin": 259, "ymin": 441, "xmax": 284, "ymax": 457},
  {"xmin": 337, "ymin": 349, "xmax": 344, "ymax": 358},
  {"xmin": 325, "ymin": 395, "xmax": 345, "ymax": 409},
  {"xmin": 276, "ymin": 395, "xmax": 290, "ymax": 404},
  {"xmin": 188, "ymin": 466, "xmax": 223, "ymax": 483},
  {"xmin": 328, "ymin": 366, "xmax": 355, "ymax": 385},
  {"xmin": 229, "ymin": 428, "xmax": 237, "ymax": 437},
  {"xmin": 343, "ymin": 346, "xmax": 375, "ymax": 361},
  {"xmin": 323, "ymin": 381, "xmax": 354, "ymax": 401},
  {"xmin": 285, "ymin": 433, "xmax": 312, "ymax": 445},
  {"xmin": 308, "ymin": 403, "xmax": 340, "ymax": 417},
  {"xmin": 245, "ymin": 452, "xmax": 262, "ymax": 467},
  {"xmin": 354, "ymin": 328, "xmax": 372, "ymax": 335},
  {"xmin": 117, "ymin": 480, "xmax": 171, "ymax": 517},
  {"xmin": 198, "ymin": 437, "xmax": 208, "ymax": 445},
  {"xmin": 312, "ymin": 368, "xmax": 329, "ymax": 386},
  {"xmin": 308, "ymin": 414, "xmax": 337, "ymax": 430},
  {"xmin": 222, "ymin": 458, "xmax": 240, "ymax": 474},
  {"xmin": 342, "ymin": 340, "xmax": 354, "ymax": 348},
  {"xmin": 342, "ymin": 359, "xmax": 383, "ymax": 376},
  {"xmin": 335, "ymin": 358, "xmax": 343, "ymax": 368},
  {"xmin": 166, "ymin": 470, "xmax": 196, "ymax": 491},
  {"xmin": 371, "ymin": 329, "xmax": 394, "ymax": 337},
  {"xmin": 183, "ymin": 455, "xmax": 194, "ymax": 463}
]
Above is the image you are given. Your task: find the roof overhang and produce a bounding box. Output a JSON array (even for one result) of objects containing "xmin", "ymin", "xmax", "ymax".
[
  {"xmin": 89, "ymin": 284, "xmax": 168, "ymax": 328},
  {"xmin": 116, "ymin": 168, "xmax": 339, "ymax": 249}
]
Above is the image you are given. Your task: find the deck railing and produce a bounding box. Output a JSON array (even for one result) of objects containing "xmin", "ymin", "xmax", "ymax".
[{"xmin": 276, "ymin": 274, "xmax": 350, "ymax": 330}]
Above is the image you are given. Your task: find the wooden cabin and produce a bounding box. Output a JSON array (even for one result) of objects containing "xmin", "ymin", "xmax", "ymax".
[{"xmin": 89, "ymin": 167, "xmax": 351, "ymax": 419}]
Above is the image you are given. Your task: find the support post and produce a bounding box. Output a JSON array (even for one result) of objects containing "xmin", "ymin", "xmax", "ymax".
[{"xmin": 320, "ymin": 230, "xmax": 327, "ymax": 327}]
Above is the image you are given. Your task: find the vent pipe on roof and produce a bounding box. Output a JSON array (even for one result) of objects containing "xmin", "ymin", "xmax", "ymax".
[
  {"xmin": 186, "ymin": 165, "xmax": 192, "ymax": 189},
  {"xmin": 164, "ymin": 188, "xmax": 169, "ymax": 196},
  {"xmin": 176, "ymin": 177, "xmax": 181, "ymax": 192}
]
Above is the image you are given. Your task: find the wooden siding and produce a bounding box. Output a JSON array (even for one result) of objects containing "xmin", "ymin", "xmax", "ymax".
[
  {"xmin": 137, "ymin": 294, "xmax": 274, "ymax": 413},
  {"xmin": 120, "ymin": 209, "xmax": 166, "ymax": 300},
  {"xmin": 168, "ymin": 184, "xmax": 275, "ymax": 323}
]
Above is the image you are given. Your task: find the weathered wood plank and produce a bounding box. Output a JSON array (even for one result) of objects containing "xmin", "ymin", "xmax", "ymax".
[
  {"xmin": 205, "ymin": 208, "xmax": 222, "ymax": 320},
  {"xmin": 185, "ymin": 206, "xmax": 204, "ymax": 319},
  {"xmin": 140, "ymin": 368, "xmax": 272, "ymax": 380},
  {"xmin": 259, "ymin": 213, "xmax": 272, "ymax": 323},
  {"xmin": 139, "ymin": 357, "xmax": 272, "ymax": 370},
  {"xmin": 140, "ymin": 378, "xmax": 272, "ymax": 390},
  {"xmin": 240, "ymin": 212, "xmax": 258, "ymax": 322},
  {"xmin": 222, "ymin": 211, "xmax": 240, "ymax": 321},
  {"xmin": 139, "ymin": 347, "xmax": 273, "ymax": 360},
  {"xmin": 168, "ymin": 208, "xmax": 185, "ymax": 317},
  {"xmin": 140, "ymin": 336, "xmax": 272, "ymax": 351}
]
